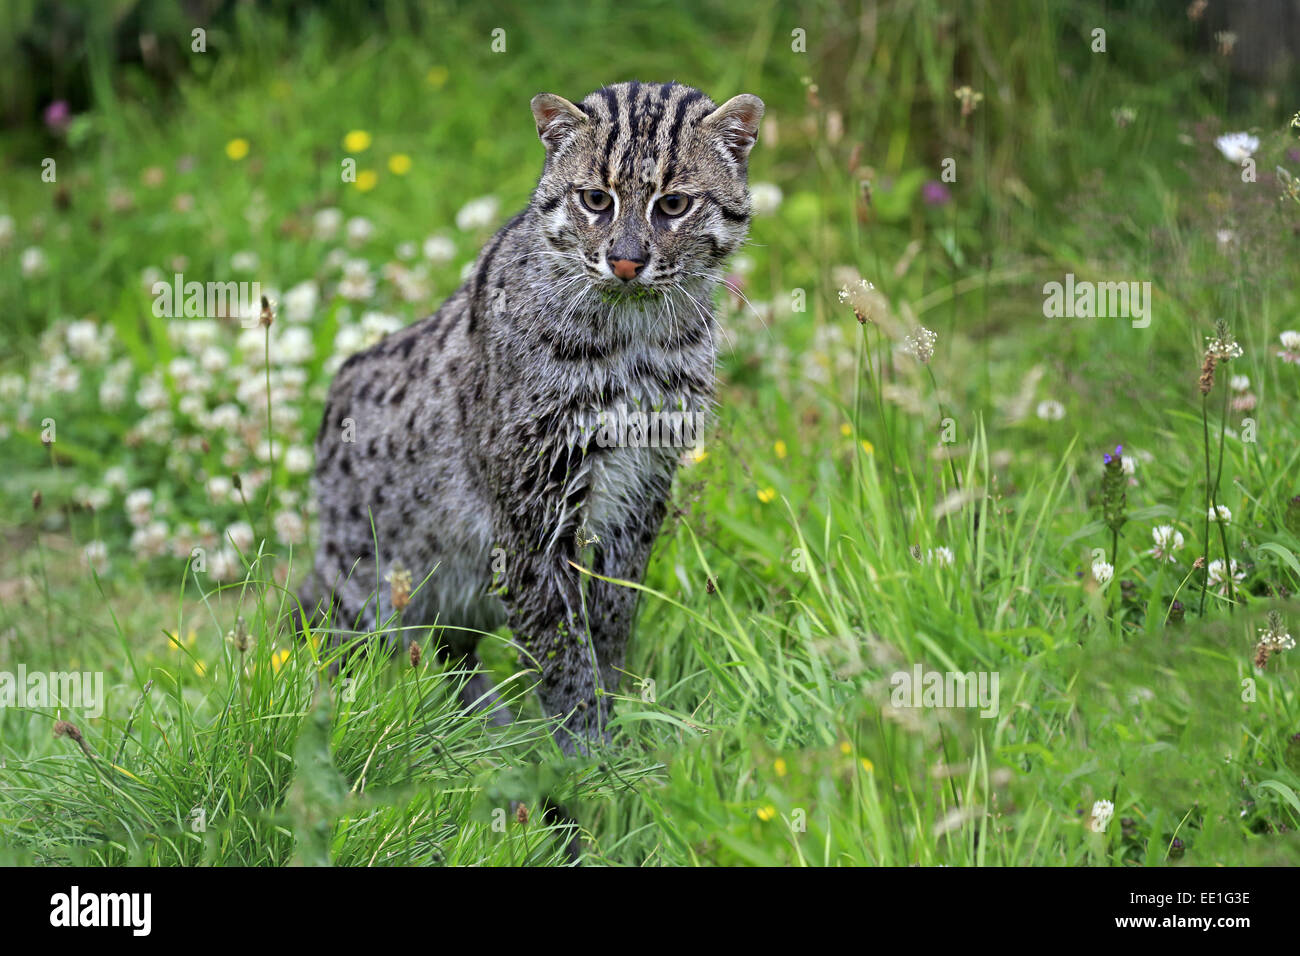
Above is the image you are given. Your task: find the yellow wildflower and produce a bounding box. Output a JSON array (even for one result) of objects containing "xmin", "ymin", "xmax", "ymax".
[{"xmin": 343, "ymin": 129, "xmax": 372, "ymax": 152}]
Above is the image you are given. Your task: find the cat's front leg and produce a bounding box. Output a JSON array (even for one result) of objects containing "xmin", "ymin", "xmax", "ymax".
[
  {"xmin": 503, "ymin": 548, "xmax": 609, "ymax": 754},
  {"xmin": 582, "ymin": 495, "xmax": 668, "ymax": 699}
]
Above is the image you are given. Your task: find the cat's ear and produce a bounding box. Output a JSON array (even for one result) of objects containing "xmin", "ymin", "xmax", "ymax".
[
  {"xmin": 530, "ymin": 93, "xmax": 587, "ymax": 152},
  {"xmin": 702, "ymin": 94, "xmax": 765, "ymax": 167}
]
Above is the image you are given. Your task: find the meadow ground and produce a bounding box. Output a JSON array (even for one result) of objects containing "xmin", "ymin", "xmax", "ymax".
[{"xmin": 2, "ymin": 0, "xmax": 1300, "ymax": 866}]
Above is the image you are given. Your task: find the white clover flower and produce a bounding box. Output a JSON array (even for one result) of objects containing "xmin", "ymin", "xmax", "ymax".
[
  {"xmin": 236, "ymin": 327, "xmax": 271, "ymax": 366},
  {"xmin": 178, "ymin": 394, "xmax": 205, "ymax": 419},
  {"xmin": 313, "ymin": 207, "xmax": 343, "ymax": 241},
  {"xmin": 167, "ymin": 357, "xmax": 200, "ymax": 390},
  {"xmin": 749, "ymin": 182, "xmax": 783, "ymax": 216},
  {"xmin": 338, "ymin": 259, "xmax": 375, "ymax": 301},
  {"xmin": 283, "ymin": 280, "xmax": 319, "ymax": 323},
  {"xmin": 1207, "ymin": 558, "xmax": 1244, "ymax": 595},
  {"xmin": 1121, "ymin": 456, "xmax": 1137, "ymax": 477},
  {"xmin": 65, "ymin": 319, "xmax": 108, "ymax": 362},
  {"xmin": 284, "ymin": 445, "xmax": 313, "ymax": 474},
  {"xmin": 273, "ymin": 510, "xmax": 307, "ymax": 545},
  {"xmin": 455, "ymin": 196, "xmax": 500, "ymax": 231},
  {"xmin": 104, "ymin": 466, "xmax": 128, "ymax": 491},
  {"xmin": 254, "ymin": 438, "xmax": 281, "ymax": 463},
  {"xmin": 1279, "ymin": 330, "xmax": 1300, "ymax": 364},
  {"xmin": 1214, "ymin": 132, "xmax": 1259, "ymax": 164},
  {"xmin": 74, "ymin": 485, "xmax": 111, "ymax": 511},
  {"xmin": 1088, "ymin": 799, "xmax": 1114, "ymax": 833},
  {"xmin": 0, "ymin": 214, "xmax": 14, "ymax": 247},
  {"xmin": 275, "ymin": 326, "xmax": 315, "ymax": 365},
  {"xmin": 1230, "ymin": 374, "xmax": 1250, "ymax": 392},
  {"xmin": 199, "ymin": 346, "xmax": 229, "ymax": 375},
  {"xmin": 360, "ymin": 311, "xmax": 403, "ymax": 347},
  {"xmin": 1216, "ymin": 228, "xmax": 1235, "ymax": 247},
  {"xmin": 334, "ymin": 323, "xmax": 366, "ymax": 357},
  {"xmin": 1035, "ymin": 399, "xmax": 1065, "ymax": 421},
  {"xmin": 345, "ymin": 216, "xmax": 374, "ymax": 246},
  {"xmin": 82, "ymin": 540, "xmax": 109, "ymax": 575},
  {"xmin": 206, "ymin": 475, "xmax": 233, "ymax": 504},
  {"xmin": 225, "ymin": 521, "xmax": 256, "ymax": 554},
  {"xmin": 1208, "ymin": 504, "xmax": 1232, "ymax": 523},
  {"xmin": 395, "ymin": 240, "xmax": 417, "ymax": 261},
  {"xmin": 209, "ymin": 548, "xmax": 242, "ymax": 582},
  {"xmin": 20, "ymin": 246, "xmax": 47, "ymax": 278},
  {"xmin": 1149, "ymin": 525, "xmax": 1184, "ymax": 563},
  {"xmin": 136, "ymin": 373, "xmax": 169, "ymax": 411},
  {"xmin": 125, "ymin": 488, "xmax": 154, "ymax": 526},
  {"xmin": 0, "ymin": 373, "xmax": 24, "ymax": 402},
  {"xmin": 230, "ymin": 250, "xmax": 259, "ymax": 273},
  {"xmin": 43, "ymin": 355, "xmax": 81, "ymax": 393},
  {"xmin": 423, "ymin": 235, "xmax": 455, "ymax": 263},
  {"xmin": 206, "ymin": 403, "xmax": 242, "ymax": 432},
  {"xmin": 170, "ymin": 318, "xmax": 219, "ymax": 352},
  {"xmin": 130, "ymin": 520, "xmax": 170, "ymax": 559},
  {"xmin": 1092, "ymin": 559, "xmax": 1114, "ymax": 586}
]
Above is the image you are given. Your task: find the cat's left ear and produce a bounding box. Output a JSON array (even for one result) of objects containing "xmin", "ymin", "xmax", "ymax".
[
  {"xmin": 702, "ymin": 94, "xmax": 765, "ymax": 167},
  {"xmin": 531, "ymin": 93, "xmax": 587, "ymax": 152}
]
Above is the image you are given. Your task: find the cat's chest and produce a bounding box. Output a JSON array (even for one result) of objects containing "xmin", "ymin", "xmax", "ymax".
[{"xmin": 580, "ymin": 445, "xmax": 665, "ymax": 543}]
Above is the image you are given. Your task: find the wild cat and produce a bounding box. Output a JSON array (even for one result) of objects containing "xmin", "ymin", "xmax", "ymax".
[{"xmin": 299, "ymin": 81, "xmax": 763, "ymax": 753}]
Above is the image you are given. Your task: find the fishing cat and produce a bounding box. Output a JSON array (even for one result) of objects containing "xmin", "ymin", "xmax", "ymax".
[{"xmin": 300, "ymin": 81, "xmax": 763, "ymax": 753}]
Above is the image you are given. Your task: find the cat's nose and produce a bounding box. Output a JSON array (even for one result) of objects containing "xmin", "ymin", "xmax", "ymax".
[{"xmin": 608, "ymin": 257, "xmax": 645, "ymax": 281}]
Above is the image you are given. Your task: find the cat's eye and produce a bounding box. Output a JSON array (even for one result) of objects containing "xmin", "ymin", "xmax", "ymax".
[
  {"xmin": 656, "ymin": 194, "xmax": 691, "ymax": 217},
  {"xmin": 579, "ymin": 189, "xmax": 613, "ymax": 212}
]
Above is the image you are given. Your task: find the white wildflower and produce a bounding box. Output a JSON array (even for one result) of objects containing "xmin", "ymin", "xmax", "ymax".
[
  {"xmin": 284, "ymin": 280, "xmax": 319, "ymax": 322},
  {"xmin": 345, "ymin": 216, "xmax": 374, "ymax": 246},
  {"xmin": 749, "ymin": 182, "xmax": 783, "ymax": 216},
  {"xmin": 423, "ymin": 235, "xmax": 455, "ymax": 263},
  {"xmin": 455, "ymin": 196, "xmax": 500, "ymax": 231},
  {"xmin": 82, "ymin": 540, "xmax": 109, "ymax": 575},
  {"xmin": 313, "ymin": 207, "xmax": 343, "ymax": 241},
  {"xmin": 1207, "ymin": 558, "xmax": 1245, "ymax": 595},
  {"xmin": 1088, "ymin": 799, "xmax": 1114, "ymax": 833},
  {"xmin": 1092, "ymin": 559, "xmax": 1114, "ymax": 586},
  {"xmin": 1149, "ymin": 525, "xmax": 1184, "ymax": 563},
  {"xmin": 20, "ymin": 247, "xmax": 47, "ymax": 278},
  {"xmin": 1214, "ymin": 132, "xmax": 1258, "ymax": 164},
  {"xmin": 1036, "ymin": 399, "xmax": 1066, "ymax": 421}
]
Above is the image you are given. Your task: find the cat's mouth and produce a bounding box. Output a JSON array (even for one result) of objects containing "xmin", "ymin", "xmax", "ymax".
[{"xmin": 596, "ymin": 283, "xmax": 664, "ymax": 305}]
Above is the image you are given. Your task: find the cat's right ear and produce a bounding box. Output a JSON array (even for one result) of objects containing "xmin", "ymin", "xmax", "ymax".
[{"xmin": 530, "ymin": 93, "xmax": 587, "ymax": 152}]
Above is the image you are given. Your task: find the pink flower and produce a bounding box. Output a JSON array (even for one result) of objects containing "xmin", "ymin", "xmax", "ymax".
[
  {"xmin": 922, "ymin": 180, "xmax": 952, "ymax": 206},
  {"xmin": 44, "ymin": 100, "xmax": 71, "ymax": 133}
]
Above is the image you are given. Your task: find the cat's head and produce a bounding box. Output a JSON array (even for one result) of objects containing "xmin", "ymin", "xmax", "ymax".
[{"xmin": 529, "ymin": 81, "xmax": 763, "ymax": 297}]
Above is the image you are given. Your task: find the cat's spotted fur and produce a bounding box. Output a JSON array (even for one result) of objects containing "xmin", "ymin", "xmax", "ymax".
[{"xmin": 301, "ymin": 81, "xmax": 763, "ymax": 753}]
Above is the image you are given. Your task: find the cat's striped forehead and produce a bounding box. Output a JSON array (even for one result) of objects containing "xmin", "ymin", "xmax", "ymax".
[{"xmin": 576, "ymin": 82, "xmax": 719, "ymax": 187}]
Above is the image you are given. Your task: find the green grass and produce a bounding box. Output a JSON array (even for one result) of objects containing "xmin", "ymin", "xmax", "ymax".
[{"xmin": 3, "ymin": 0, "xmax": 1300, "ymax": 866}]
